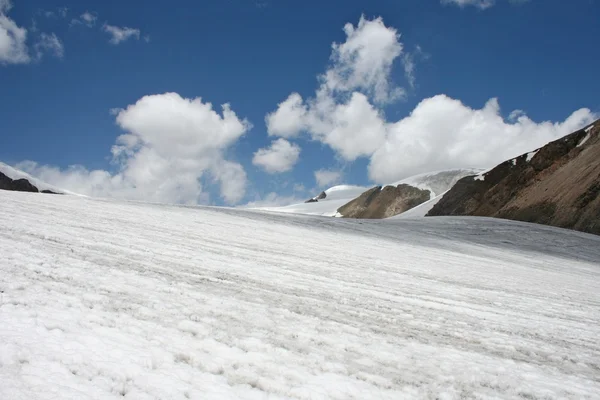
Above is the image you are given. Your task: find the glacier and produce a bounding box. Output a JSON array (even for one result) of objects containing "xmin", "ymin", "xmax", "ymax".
[{"xmin": 1, "ymin": 190, "xmax": 599, "ymax": 399}]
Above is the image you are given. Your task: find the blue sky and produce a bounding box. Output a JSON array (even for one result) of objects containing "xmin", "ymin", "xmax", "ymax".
[{"xmin": 1, "ymin": 0, "xmax": 599, "ymax": 206}]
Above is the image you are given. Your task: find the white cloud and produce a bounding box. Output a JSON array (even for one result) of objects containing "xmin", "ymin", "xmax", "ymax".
[
  {"xmin": 103, "ymin": 24, "xmax": 140, "ymax": 45},
  {"xmin": 19, "ymin": 93, "xmax": 252, "ymax": 205},
  {"xmin": 442, "ymin": 0, "xmax": 530, "ymax": 9},
  {"xmin": 266, "ymin": 15, "xmax": 594, "ymax": 185},
  {"xmin": 368, "ymin": 95, "xmax": 597, "ymax": 183},
  {"xmin": 314, "ymin": 169, "xmax": 342, "ymax": 188},
  {"xmin": 325, "ymin": 15, "xmax": 405, "ymax": 104},
  {"xmin": 0, "ymin": 0, "xmax": 30, "ymax": 64},
  {"xmin": 70, "ymin": 12, "xmax": 96, "ymax": 28},
  {"xmin": 252, "ymin": 138, "xmax": 301, "ymax": 174},
  {"xmin": 266, "ymin": 16, "xmax": 402, "ymax": 161},
  {"xmin": 265, "ymin": 93, "xmax": 307, "ymax": 138},
  {"xmin": 34, "ymin": 32, "xmax": 64, "ymax": 60},
  {"xmin": 441, "ymin": 0, "xmax": 496, "ymax": 9}
]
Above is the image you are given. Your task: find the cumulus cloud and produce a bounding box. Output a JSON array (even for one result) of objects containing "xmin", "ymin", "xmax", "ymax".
[
  {"xmin": 252, "ymin": 138, "xmax": 301, "ymax": 174},
  {"xmin": 368, "ymin": 96, "xmax": 597, "ymax": 183},
  {"xmin": 314, "ymin": 169, "xmax": 342, "ymax": 188},
  {"xmin": 0, "ymin": 0, "xmax": 30, "ymax": 64},
  {"xmin": 325, "ymin": 15, "xmax": 404, "ymax": 104},
  {"xmin": 266, "ymin": 16, "xmax": 401, "ymax": 161},
  {"xmin": 34, "ymin": 32, "xmax": 64, "ymax": 60},
  {"xmin": 103, "ymin": 24, "xmax": 140, "ymax": 45},
  {"xmin": 19, "ymin": 93, "xmax": 251, "ymax": 205},
  {"xmin": 265, "ymin": 15, "xmax": 595, "ymax": 185},
  {"xmin": 265, "ymin": 93, "xmax": 307, "ymax": 138}
]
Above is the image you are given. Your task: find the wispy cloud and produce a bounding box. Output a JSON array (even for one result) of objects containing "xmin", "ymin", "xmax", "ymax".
[
  {"xmin": 441, "ymin": 0, "xmax": 531, "ymax": 10},
  {"xmin": 70, "ymin": 11, "xmax": 97, "ymax": 28},
  {"xmin": 34, "ymin": 32, "xmax": 64, "ymax": 60},
  {"xmin": 103, "ymin": 24, "xmax": 141, "ymax": 45}
]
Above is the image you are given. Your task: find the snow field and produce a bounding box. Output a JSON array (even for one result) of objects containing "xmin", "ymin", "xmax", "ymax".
[{"xmin": 1, "ymin": 190, "xmax": 600, "ymax": 399}]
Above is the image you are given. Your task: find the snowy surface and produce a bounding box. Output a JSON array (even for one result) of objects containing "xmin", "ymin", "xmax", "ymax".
[
  {"xmin": 386, "ymin": 168, "xmax": 483, "ymax": 199},
  {"xmin": 578, "ymin": 134, "xmax": 591, "ymax": 147},
  {"xmin": 0, "ymin": 162, "xmax": 72, "ymax": 195},
  {"xmin": 390, "ymin": 190, "xmax": 448, "ymax": 219},
  {"xmin": 2, "ymin": 191, "xmax": 600, "ymax": 399},
  {"xmin": 526, "ymin": 150, "xmax": 539, "ymax": 162},
  {"xmin": 255, "ymin": 185, "xmax": 368, "ymax": 217}
]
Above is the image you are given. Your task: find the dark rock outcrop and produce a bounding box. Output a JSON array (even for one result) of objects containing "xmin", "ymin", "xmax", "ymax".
[
  {"xmin": 428, "ymin": 120, "xmax": 600, "ymax": 235},
  {"xmin": 338, "ymin": 184, "xmax": 431, "ymax": 219},
  {"xmin": 0, "ymin": 171, "xmax": 60, "ymax": 194},
  {"xmin": 304, "ymin": 191, "xmax": 327, "ymax": 203}
]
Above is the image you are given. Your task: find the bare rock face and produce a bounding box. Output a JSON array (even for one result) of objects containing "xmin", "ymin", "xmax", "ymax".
[
  {"xmin": 304, "ymin": 191, "xmax": 327, "ymax": 203},
  {"xmin": 338, "ymin": 184, "xmax": 431, "ymax": 219},
  {"xmin": 0, "ymin": 171, "xmax": 60, "ymax": 194},
  {"xmin": 428, "ymin": 120, "xmax": 600, "ymax": 235},
  {"xmin": 0, "ymin": 172, "xmax": 40, "ymax": 193}
]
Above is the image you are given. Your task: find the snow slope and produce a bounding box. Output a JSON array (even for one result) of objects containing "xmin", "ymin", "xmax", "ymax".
[
  {"xmin": 387, "ymin": 168, "xmax": 484, "ymax": 199},
  {"xmin": 256, "ymin": 185, "xmax": 368, "ymax": 217},
  {"xmin": 1, "ymin": 190, "xmax": 600, "ymax": 399}
]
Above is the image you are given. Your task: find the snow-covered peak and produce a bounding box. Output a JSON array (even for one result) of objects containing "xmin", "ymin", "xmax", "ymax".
[
  {"xmin": 0, "ymin": 162, "xmax": 68, "ymax": 195},
  {"xmin": 386, "ymin": 168, "xmax": 485, "ymax": 199}
]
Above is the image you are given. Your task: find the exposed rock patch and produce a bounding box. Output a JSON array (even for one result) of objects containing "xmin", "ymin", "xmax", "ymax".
[
  {"xmin": 0, "ymin": 171, "xmax": 60, "ymax": 195},
  {"xmin": 338, "ymin": 184, "xmax": 431, "ymax": 219}
]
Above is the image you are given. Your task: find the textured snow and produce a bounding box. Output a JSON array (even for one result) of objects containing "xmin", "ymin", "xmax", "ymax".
[{"xmin": 2, "ymin": 191, "xmax": 600, "ymax": 399}]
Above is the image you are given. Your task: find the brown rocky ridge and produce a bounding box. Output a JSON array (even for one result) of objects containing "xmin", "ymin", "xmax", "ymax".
[{"xmin": 427, "ymin": 119, "xmax": 600, "ymax": 235}]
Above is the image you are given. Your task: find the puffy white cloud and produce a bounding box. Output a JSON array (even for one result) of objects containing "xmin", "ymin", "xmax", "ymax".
[
  {"xmin": 266, "ymin": 15, "xmax": 594, "ymax": 186},
  {"xmin": 325, "ymin": 15, "xmax": 404, "ymax": 104},
  {"xmin": 103, "ymin": 24, "xmax": 140, "ymax": 45},
  {"xmin": 19, "ymin": 93, "xmax": 252, "ymax": 205},
  {"xmin": 0, "ymin": 0, "xmax": 30, "ymax": 64},
  {"xmin": 266, "ymin": 16, "xmax": 402, "ymax": 161},
  {"xmin": 314, "ymin": 169, "xmax": 342, "ymax": 188},
  {"xmin": 265, "ymin": 93, "xmax": 307, "ymax": 138},
  {"xmin": 368, "ymin": 95, "xmax": 597, "ymax": 183},
  {"xmin": 34, "ymin": 32, "xmax": 64, "ymax": 60},
  {"xmin": 252, "ymin": 138, "xmax": 301, "ymax": 174}
]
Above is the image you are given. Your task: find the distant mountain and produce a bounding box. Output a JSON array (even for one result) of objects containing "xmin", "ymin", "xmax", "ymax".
[
  {"xmin": 428, "ymin": 120, "xmax": 600, "ymax": 235},
  {"xmin": 259, "ymin": 169, "xmax": 482, "ymax": 218},
  {"xmin": 337, "ymin": 169, "xmax": 483, "ymax": 219},
  {"xmin": 0, "ymin": 162, "xmax": 63, "ymax": 195}
]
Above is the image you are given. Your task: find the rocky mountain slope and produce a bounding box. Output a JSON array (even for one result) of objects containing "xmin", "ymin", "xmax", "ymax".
[
  {"xmin": 337, "ymin": 184, "xmax": 431, "ymax": 218},
  {"xmin": 428, "ymin": 120, "xmax": 600, "ymax": 235},
  {"xmin": 335, "ymin": 169, "xmax": 482, "ymax": 219}
]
